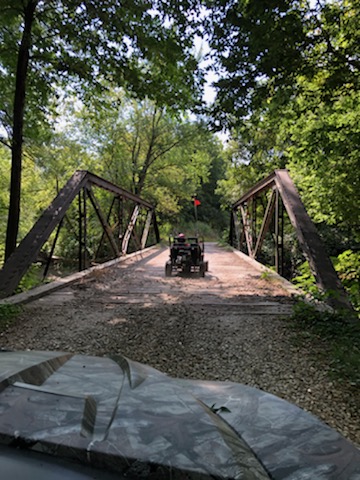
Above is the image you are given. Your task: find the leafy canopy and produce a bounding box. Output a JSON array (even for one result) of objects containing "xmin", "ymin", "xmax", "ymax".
[{"xmin": 0, "ymin": 0, "xmax": 205, "ymax": 142}]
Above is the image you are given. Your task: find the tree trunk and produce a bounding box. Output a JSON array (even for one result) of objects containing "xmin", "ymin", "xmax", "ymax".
[{"xmin": 5, "ymin": 0, "xmax": 38, "ymax": 261}]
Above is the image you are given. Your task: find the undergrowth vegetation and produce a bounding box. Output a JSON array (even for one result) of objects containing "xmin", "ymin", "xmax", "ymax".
[
  {"xmin": 292, "ymin": 250, "xmax": 360, "ymax": 314},
  {"xmin": 0, "ymin": 304, "xmax": 21, "ymax": 332},
  {"xmin": 288, "ymin": 301, "xmax": 360, "ymax": 388}
]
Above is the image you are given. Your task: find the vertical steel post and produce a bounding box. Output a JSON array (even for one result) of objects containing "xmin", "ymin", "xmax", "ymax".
[
  {"xmin": 252, "ymin": 197, "xmax": 256, "ymax": 251},
  {"xmin": 83, "ymin": 188, "xmax": 87, "ymax": 270},
  {"xmin": 117, "ymin": 196, "xmax": 123, "ymax": 250},
  {"xmin": 229, "ymin": 209, "xmax": 235, "ymax": 246},
  {"xmin": 240, "ymin": 204, "xmax": 253, "ymax": 257},
  {"xmin": 234, "ymin": 209, "xmax": 241, "ymax": 250},
  {"xmin": 141, "ymin": 209, "xmax": 153, "ymax": 249},
  {"xmin": 78, "ymin": 188, "xmax": 87, "ymax": 271},
  {"xmin": 275, "ymin": 187, "xmax": 279, "ymax": 273},
  {"xmin": 43, "ymin": 218, "xmax": 63, "ymax": 280},
  {"xmin": 122, "ymin": 205, "xmax": 140, "ymax": 254},
  {"xmin": 280, "ymin": 197, "xmax": 284, "ymax": 276},
  {"xmin": 153, "ymin": 212, "xmax": 160, "ymax": 244},
  {"xmin": 78, "ymin": 191, "xmax": 82, "ymax": 271}
]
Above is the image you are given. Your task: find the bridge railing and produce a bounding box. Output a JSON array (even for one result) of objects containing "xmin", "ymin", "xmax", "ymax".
[
  {"xmin": 230, "ymin": 169, "xmax": 352, "ymax": 312},
  {"xmin": 0, "ymin": 171, "xmax": 160, "ymax": 299}
]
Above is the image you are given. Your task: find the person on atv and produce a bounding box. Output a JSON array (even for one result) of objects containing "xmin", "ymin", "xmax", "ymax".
[
  {"xmin": 171, "ymin": 233, "xmax": 188, "ymax": 261},
  {"xmin": 176, "ymin": 233, "xmax": 186, "ymax": 244}
]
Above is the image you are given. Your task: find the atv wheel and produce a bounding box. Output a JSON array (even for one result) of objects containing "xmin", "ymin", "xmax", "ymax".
[
  {"xmin": 165, "ymin": 263, "xmax": 172, "ymax": 277},
  {"xmin": 183, "ymin": 264, "xmax": 191, "ymax": 275}
]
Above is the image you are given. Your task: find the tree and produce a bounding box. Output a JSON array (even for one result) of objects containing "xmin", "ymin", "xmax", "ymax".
[
  {"xmin": 0, "ymin": 0, "xmax": 204, "ymax": 260},
  {"xmin": 210, "ymin": 0, "xmax": 360, "ymax": 237},
  {"xmin": 207, "ymin": 0, "xmax": 360, "ymax": 128},
  {"xmin": 65, "ymin": 94, "xmax": 213, "ymax": 217}
]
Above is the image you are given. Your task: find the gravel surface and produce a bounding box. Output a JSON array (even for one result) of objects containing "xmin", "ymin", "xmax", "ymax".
[{"xmin": 1, "ymin": 243, "xmax": 359, "ymax": 447}]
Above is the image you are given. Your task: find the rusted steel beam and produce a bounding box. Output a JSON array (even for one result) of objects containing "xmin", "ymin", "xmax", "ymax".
[
  {"xmin": 274, "ymin": 188, "xmax": 280, "ymax": 273},
  {"xmin": 239, "ymin": 205, "xmax": 254, "ymax": 257},
  {"xmin": 78, "ymin": 191, "xmax": 83, "ymax": 271},
  {"xmin": 229, "ymin": 211, "xmax": 234, "ymax": 247},
  {"xmin": 232, "ymin": 172, "xmax": 276, "ymax": 208},
  {"xmin": 84, "ymin": 171, "xmax": 153, "ymax": 209},
  {"xmin": 43, "ymin": 218, "xmax": 63, "ymax": 280},
  {"xmin": 131, "ymin": 224, "xmax": 142, "ymax": 252},
  {"xmin": 86, "ymin": 186, "xmax": 120, "ymax": 258},
  {"xmin": 274, "ymin": 170, "xmax": 352, "ymax": 311},
  {"xmin": 78, "ymin": 189, "xmax": 88, "ymax": 271},
  {"xmin": 117, "ymin": 196, "xmax": 124, "ymax": 246},
  {"xmin": 0, "ymin": 170, "xmax": 88, "ymax": 299},
  {"xmin": 152, "ymin": 212, "xmax": 160, "ymax": 244},
  {"xmin": 253, "ymin": 189, "xmax": 276, "ymax": 259},
  {"xmin": 94, "ymin": 196, "xmax": 117, "ymax": 261},
  {"xmin": 122, "ymin": 205, "xmax": 140, "ymax": 254},
  {"xmin": 141, "ymin": 210, "xmax": 153, "ymax": 250},
  {"xmin": 280, "ymin": 198, "xmax": 285, "ymax": 276}
]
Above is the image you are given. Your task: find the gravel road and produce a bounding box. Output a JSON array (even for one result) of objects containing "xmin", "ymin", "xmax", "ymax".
[{"xmin": 1, "ymin": 243, "xmax": 359, "ymax": 446}]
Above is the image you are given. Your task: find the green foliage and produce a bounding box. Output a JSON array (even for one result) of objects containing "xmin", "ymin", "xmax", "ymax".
[
  {"xmin": 0, "ymin": 303, "xmax": 21, "ymax": 331},
  {"xmin": 293, "ymin": 252, "xmax": 360, "ymax": 313},
  {"xmin": 292, "ymin": 261, "xmax": 321, "ymax": 298},
  {"xmin": 333, "ymin": 250, "xmax": 360, "ymax": 313},
  {"xmin": 208, "ymin": 0, "xmax": 360, "ymax": 128},
  {"xmin": 16, "ymin": 263, "xmax": 46, "ymax": 293},
  {"xmin": 211, "ymin": 0, "xmax": 360, "ymax": 230},
  {"xmin": 213, "ymin": 0, "xmax": 360, "ymax": 300},
  {"xmin": 0, "ymin": 146, "xmax": 10, "ymax": 263},
  {"xmin": 260, "ymin": 269, "xmax": 277, "ymax": 281},
  {"xmin": 284, "ymin": 87, "xmax": 360, "ymax": 231},
  {"xmin": 289, "ymin": 301, "xmax": 360, "ymax": 387},
  {"xmin": 161, "ymin": 220, "xmax": 219, "ymax": 242},
  {"xmin": 215, "ymin": 141, "xmax": 259, "ymax": 207},
  {"xmin": 0, "ymin": 0, "xmax": 204, "ymax": 140},
  {"xmin": 1, "ymin": 0, "xmax": 206, "ymax": 260},
  {"xmin": 0, "ymin": 144, "xmax": 55, "ymax": 264},
  {"xmin": 57, "ymin": 94, "xmax": 222, "ymax": 223}
]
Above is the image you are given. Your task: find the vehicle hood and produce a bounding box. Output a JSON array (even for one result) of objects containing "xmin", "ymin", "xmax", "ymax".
[{"xmin": 0, "ymin": 350, "xmax": 359, "ymax": 479}]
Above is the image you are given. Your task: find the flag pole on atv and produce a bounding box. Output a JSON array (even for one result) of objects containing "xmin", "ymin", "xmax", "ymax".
[{"xmin": 193, "ymin": 195, "xmax": 201, "ymax": 236}]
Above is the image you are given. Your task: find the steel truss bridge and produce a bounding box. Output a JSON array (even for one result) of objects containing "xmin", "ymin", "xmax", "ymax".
[
  {"xmin": 0, "ymin": 171, "xmax": 159, "ymax": 299},
  {"xmin": 229, "ymin": 170, "xmax": 351, "ymax": 311},
  {"xmin": 0, "ymin": 169, "xmax": 353, "ymax": 312}
]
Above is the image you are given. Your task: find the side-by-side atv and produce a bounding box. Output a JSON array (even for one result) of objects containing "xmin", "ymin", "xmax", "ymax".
[{"xmin": 165, "ymin": 235, "xmax": 208, "ymax": 277}]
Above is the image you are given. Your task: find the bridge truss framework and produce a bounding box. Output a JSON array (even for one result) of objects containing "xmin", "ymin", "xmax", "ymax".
[
  {"xmin": 0, "ymin": 171, "xmax": 160, "ymax": 299},
  {"xmin": 229, "ymin": 169, "xmax": 352, "ymax": 312}
]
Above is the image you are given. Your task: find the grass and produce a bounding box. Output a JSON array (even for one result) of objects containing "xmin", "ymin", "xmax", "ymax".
[
  {"xmin": 0, "ymin": 303, "xmax": 22, "ymax": 332},
  {"xmin": 288, "ymin": 300, "xmax": 360, "ymax": 388}
]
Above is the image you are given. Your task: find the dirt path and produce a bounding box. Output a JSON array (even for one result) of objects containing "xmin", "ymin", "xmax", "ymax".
[{"xmin": 1, "ymin": 243, "xmax": 359, "ymax": 446}]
